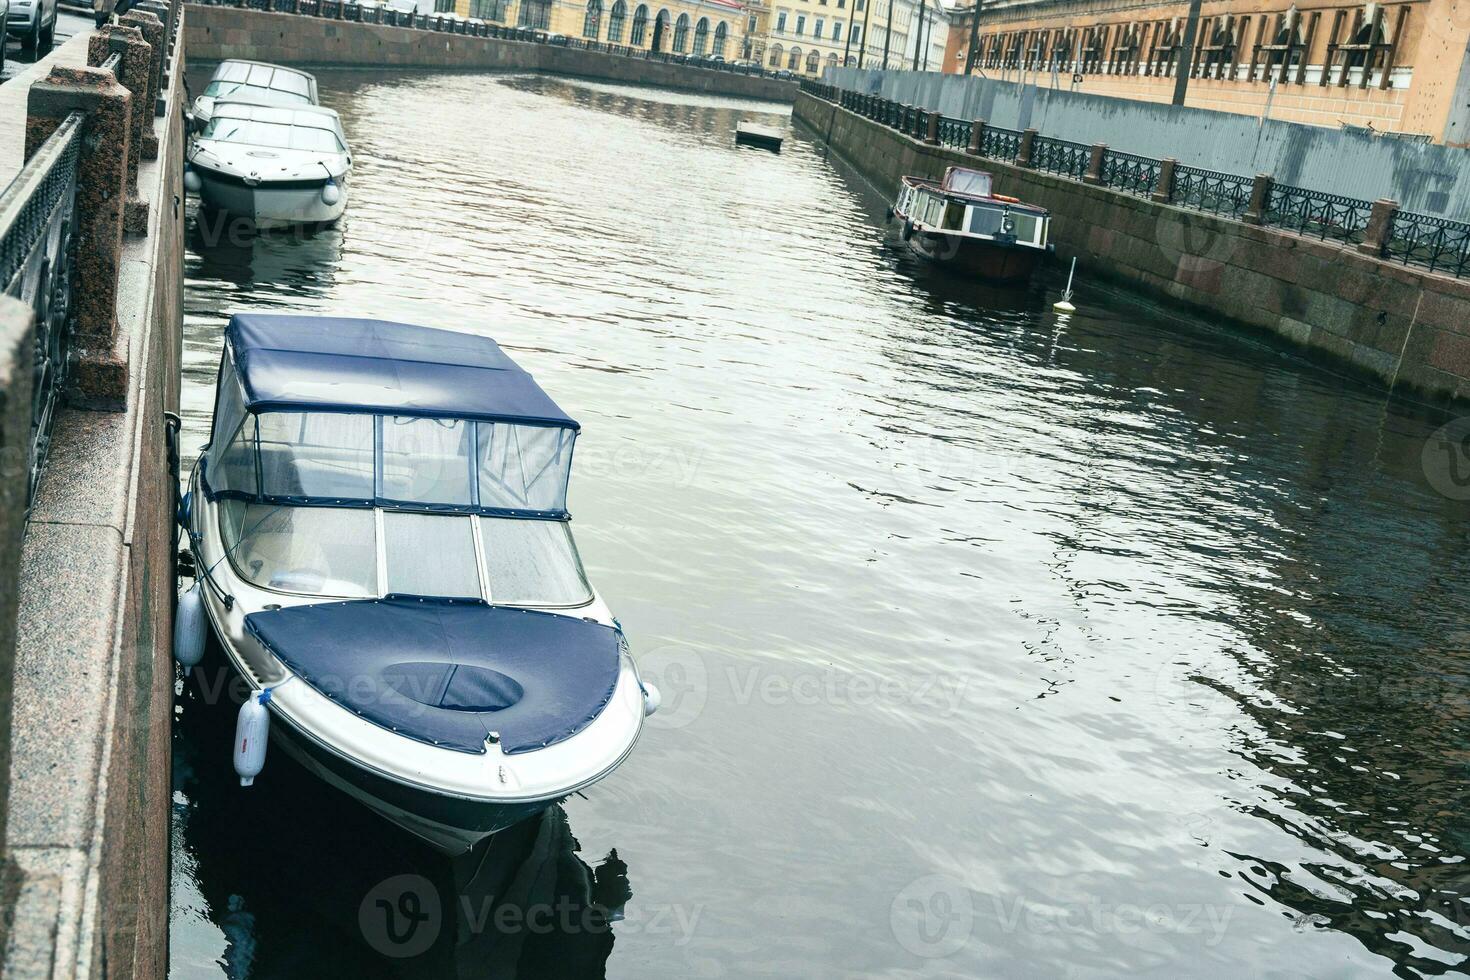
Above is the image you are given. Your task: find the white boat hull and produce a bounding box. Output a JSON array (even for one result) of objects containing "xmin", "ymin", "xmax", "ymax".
[{"xmin": 195, "ymin": 169, "xmax": 348, "ymax": 228}]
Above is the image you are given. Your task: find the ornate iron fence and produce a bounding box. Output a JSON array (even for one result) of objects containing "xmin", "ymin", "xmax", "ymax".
[
  {"xmin": 1385, "ymin": 210, "xmax": 1470, "ymax": 278},
  {"xmin": 1030, "ymin": 136, "xmax": 1091, "ymax": 179},
  {"xmin": 1099, "ymin": 150, "xmax": 1162, "ymax": 198},
  {"xmin": 1263, "ymin": 184, "xmax": 1374, "ymax": 245},
  {"xmin": 980, "ymin": 126, "xmax": 1022, "ymax": 162},
  {"xmin": 1172, "ymin": 165, "xmax": 1253, "ymax": 218},
  {"xmin": 936, "ymin": 116, "xmax": 970, "ymax": 149},
  {"xmin": 0, "ymin": 112, "xmax": 85, "ymax": 516}
]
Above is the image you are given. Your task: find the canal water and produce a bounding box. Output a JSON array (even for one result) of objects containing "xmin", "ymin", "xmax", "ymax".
[{"xmin": 172, "ymin": 68, "xmax": 1470, "ymax": 978}]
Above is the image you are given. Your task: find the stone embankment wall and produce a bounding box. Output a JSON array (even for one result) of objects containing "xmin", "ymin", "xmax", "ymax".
[
  {"xmin": 186, "ymin": 4, "xmax": 798, "ymax": 101},
  {"xmin": 794, "ymin": 91, "xmax": 1470, "ymax": 404},
  {"xmin": 0, "ymin": 5, "xmax": 185, "ymax": 978}
]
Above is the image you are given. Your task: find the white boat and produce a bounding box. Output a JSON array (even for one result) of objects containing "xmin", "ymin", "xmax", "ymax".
[
  {"xmin": 191, "ymin": 60, "xmax": 319, "ymax": 131},
  {"xmin": 185, "ymin": 95, "xmax": 351, "ymax": 228},
  {"xmin": 179, "ymin": 314, "xmax": 659, "ymax": 853}
]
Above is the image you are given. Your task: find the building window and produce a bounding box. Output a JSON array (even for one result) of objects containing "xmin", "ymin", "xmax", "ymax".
[
  {"xmin": 832, "ymin": 21, "xmax": 841, "ymax": 41},
  {"xmin": 583, "ymin": 0, "xmax": 602, "ymax": 38},
  {"xmin": 517, "ymin": 0, "xmax": 550, "ymax": 27},
  {"xmin": 776, "ymin": 10, "xmax": 786, "ymax": 32},
  {"xmin": 434, "ymin": 0, "xmax": 453, "ymax": 12},
  {"xmin": 769, "ymin": 43, "xmax": 783, "ymax": 66},
  {"xmin": 607, "ymin": 0, "xmax": 626, "ymax": 39},
  {"xmin": 855, "ymin": 0, "xmax": 863, "ymax": 10},
  {"xmin": 795, "ymin": 14, "xmax": 805, "ymax": 35},
  {"xmin": 629, "ymin": 2, "xmax": 647, "ymax": 42},
  {"xmin": 851, "ymin": 23, "xmax": 860, "ymax": 44},
  {"xmin": 693, "ymin": 16, "xmax": 709, "ymax": 53},
  {"xmin": 469, "ymin": 0, "xmax": 505, "ymax": 19},
  {"xmin": 748, "ymin": 15, "xmax": 756, "ymax": 31},
  {"xmin": 788, "ymin": 45, "xmax": 801, "ymax": 69},
  {"xmin": 674, "ymin": 12, "xmax": 690, "ymax": 51},
  {"xmin": 814, "ymin": 17, "xmax": 823, "ymax": 38},
  {"xmin": 714, "ymin": 21, "xmax": 728, "ymax": 56},
  {"xmin": 806, "ymin": 49, "xmax": 819, "ymax": 72}
]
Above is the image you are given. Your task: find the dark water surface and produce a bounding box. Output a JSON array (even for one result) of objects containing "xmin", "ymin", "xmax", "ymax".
[{"xmin": 171, "ymin": 68, "xmax": 1470, "ymax": 979}]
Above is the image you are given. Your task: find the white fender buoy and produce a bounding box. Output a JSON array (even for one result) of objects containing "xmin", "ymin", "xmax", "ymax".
[
  {"xmin": 183, "ymin": 169, "xmax": 202, "ymax": 193},
  {"xmin": 321, "ymin": 182, "xmax": 341, "ymax": 206},
  {"xmin": 641, "ymin": 682, "xmax": 661, "ymax": 717},
  {"xmin": 174, "ymin": 583, "xmax": 206, "ymax": 668},
  {"xmin": 234, "ymin": 690, "xmax": 271, "ymax": 787}
]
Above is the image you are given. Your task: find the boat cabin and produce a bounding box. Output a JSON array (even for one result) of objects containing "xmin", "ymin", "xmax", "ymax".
[
  {"xmin": 202, "ymin": 315, "xmax": 591, "ymax": 606},
  {"xmin": 895, "ymin": 166, "xmax": 1051, "ymax": 250},
  {"xmin": 202, "ymin": 60, "xmax": 319, "ymax": 108},
  {"xmin": 199, "ymin": 99, "xmax": 349, "ymax": 156}
]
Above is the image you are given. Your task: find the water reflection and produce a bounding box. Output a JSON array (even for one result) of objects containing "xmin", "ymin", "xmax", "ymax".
[{"xmin": 173, "ymin": 652, "xmax": 629, "ymax": 979}]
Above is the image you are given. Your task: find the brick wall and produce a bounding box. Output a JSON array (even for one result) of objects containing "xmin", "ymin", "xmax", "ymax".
[{"xmin": 794, "ymin": 91, "xmax": 1470, "ymax": 404}]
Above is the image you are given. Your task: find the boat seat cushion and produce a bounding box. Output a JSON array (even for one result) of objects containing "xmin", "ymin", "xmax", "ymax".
[{"xmin": 244, "ymin": 597, "xmax": 622, "ymax": 754}]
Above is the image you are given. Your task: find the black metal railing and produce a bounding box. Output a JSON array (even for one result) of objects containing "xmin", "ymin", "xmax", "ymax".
[
  {"xmin": 1264, "ymin": 183, "xmax": 1374, "ymax": 245},
  {"xmin": 0, "ymin": 112, "xmax": 85, "ymax": 515},
  {"xmin": 1385, "ymin": 210, "xmax": 1470, "ymax": 278},
  {"xmin": 981, "ymin": 125, "xmax": 1022, "ymax": 162},
  {"xmin": 936, "ymin": 116, "xmax": 970, "ymax": 149},
  {"xmin": 1172, "ymin": 165, "xmax": 1254, "ymax": 219},
  {"xmin": 1099, "ymin": 150, "xmax": 1161, "ymax": 198},
  {"xmin": 1030, "ymin": 136, "xmax": 1091, "ymax": 180}
]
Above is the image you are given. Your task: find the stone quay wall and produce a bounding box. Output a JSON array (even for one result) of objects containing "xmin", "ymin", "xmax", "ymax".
[
  {"xmin": 794, "ymin": 89, "xmax": 1470, "ymax": 406},
  {"xmin": 185, "ymin": 3, "xmax": 799, "ymax": 102},
  {"xmin": 0, "ymin": 4, "xmax": 186, "ymax": 978}
]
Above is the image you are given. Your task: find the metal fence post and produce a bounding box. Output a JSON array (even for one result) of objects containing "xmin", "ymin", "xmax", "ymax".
[
  {"xmin": 1152, "ymin": 158, "xmax": 1178, "ymax": 203},
  {"xmin": 1244, "ymin": 173, "xmax": 1274, "ymax": 224},
  {"xmin": 1357, "ymin": 199, "xmax": 1400, "ymax": 257}
]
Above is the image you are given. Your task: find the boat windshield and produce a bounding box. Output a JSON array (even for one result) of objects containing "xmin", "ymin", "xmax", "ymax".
[
  {"xmin": 204, "ymin": 63, "xmax": 314, "ymax": 103},
  {"xmin": 217, "ymin": 502, "xmax": 594, "ymax": 604},
  {"xmin": 943, "ymin": 169, "xmax": 993, "ymax": 197},
  {"xmin": 201, "ymin": 117, "xmax": 346, "ymax": 153}
]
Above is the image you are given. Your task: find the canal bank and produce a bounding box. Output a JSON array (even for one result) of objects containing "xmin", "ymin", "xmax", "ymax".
[
  {"xmin": 0, "ymin": 4, "xmax": 185, "ymax": 976},
  {"xmin": 792, "ymin": 89, "xmax": 1470, "ymax": 406},
  {"xmin": 184, "ymin": 3, "xmax": 797, "ymax": 102}
]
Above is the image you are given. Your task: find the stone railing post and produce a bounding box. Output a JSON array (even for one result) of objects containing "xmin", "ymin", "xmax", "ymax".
[
  {"xmin": 1244, "ymin": 173, "xmax": 1273, "ymax": 224},
  {"xmin": 1152, "ymin": 158, "xmax": 1178, "ymax": 203},
  {"xmin": 0, "ymin": 295, "xmax": 35, "ymax": 872},
  {"xmin": 1084, "ymin": 143, "xmax": 1107, "ymax": 184},
  {"xmin": 120, "ymin": 8, "xmax": 165, "ymax": 128},
  {"xmin": 1017, "ymin": 127, "xmax": 1038, "ymax": 167},
  {"xmin": 924, "ymin": 112, "xmax": 940, "ymax": 145},
  {"xmin": 1357, "ymin": 199, "xmax": 1399, "ymax": 257},
  {"xmin": 25, "ymin": 66, "xmax": 133, "ymax": 395},
  {"xmin": 967, "ymin": 119, "xmax": 985, "ymax": 155},
  {"xmin": 88, "ymin": 25, "xmax": 152, "ymax": 233}
]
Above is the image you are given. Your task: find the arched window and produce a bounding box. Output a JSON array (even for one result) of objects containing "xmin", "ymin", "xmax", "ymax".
[
  {"xmin": 652, "ymin": 8, "xmax": 670, "ymax": 50},
  {"xmin": 826, "ymin": 52, "xmax": 837, "ymax": 69},
  {"xmin": 713, "ymin": 20, "xmax": 727, "ymax": 56},
  {"xmin": 806, "ymin": 49, "xmax": 819, "ymax": 73},
  {"xmin": 583, "ymin": 0, "xmax": 601, "ymax": 38},
  {"xmin": 673, "ymin": 12, "xmax": 690, "ymax": 52},
  {"xmin": 788, "ymin": 45, "xmax": 801, "ymax": 70},
  {"xmin": 768, "ymin": 43, "xmax": 783, "ymax": 67},
  {"xmin": 517, "ymin": 0, "xmax": 549, "ymax": 27},
  {"xmin": 693, "ymin": 16, "xmax": 709, "ymax": 54},
  {"xmin": 630, "ymin": 3, "xmax": 648, "ymax": 43},
  {"xmin": 608, "ymin": 0, "xmax": 627, "ymax": 40}
]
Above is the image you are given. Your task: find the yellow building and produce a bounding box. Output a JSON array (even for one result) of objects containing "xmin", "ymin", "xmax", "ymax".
[
  {"xmin": 942, "ymin": 0, "xmax": 1470, "ymax": 143},
  {"xmin": 765, "ymin": 0, "xmax": 863, "ymax": 74},
  {"xmin": 462, "ymin": 0, "xmax": 746, "ymax": 56}
]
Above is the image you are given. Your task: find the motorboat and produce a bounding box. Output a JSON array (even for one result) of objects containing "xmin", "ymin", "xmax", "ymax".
[
  {"xmin": 889, "ymin": 166, "xmax": 1053, "ymax": 283},
  {"xmin": 191, "ymin": 60, "xmax": 319, "ymax": 131},
  {"xmin": 177, "ymin": 314, "xmax": 659, "ymax": 853},
  {"xmin": 185, "ymin": 94, "xmax": 351, "ymax": 228}
]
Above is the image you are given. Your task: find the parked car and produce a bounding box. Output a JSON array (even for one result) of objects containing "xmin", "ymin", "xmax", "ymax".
[
  {"xmin": 775, "ymin": 69, "xmax": 795, "ymax": 80},
  {"xmin": 7, "ymin": 0, "xmax": 55, "ymax": 53}
]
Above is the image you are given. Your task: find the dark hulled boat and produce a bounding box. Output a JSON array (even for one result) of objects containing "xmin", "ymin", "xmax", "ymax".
[{"xmin": 889, "ymin": 167, "xmax": 1053, "ymax": 283}]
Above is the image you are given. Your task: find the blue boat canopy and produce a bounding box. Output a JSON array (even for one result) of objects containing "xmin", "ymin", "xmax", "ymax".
[
  {"xmin": 226, "ymin": 314, "xmax": 578, "ymax": 429},
  {"xmin": 245, "ymin": 597, "xmax": 622, "ymax": 755}
]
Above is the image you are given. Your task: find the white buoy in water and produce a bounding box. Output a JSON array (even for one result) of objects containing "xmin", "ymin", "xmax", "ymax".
[
  {"xmin": 321, "ymin": 181, "xmax": 341, "ymax": 206},
  {"xmin": 234, "ymin": 690, "xmax": 271, "ymax": 787},
  {"xmin": 1054, "ymin": 257, "xmax": 1078, "ymax": 313},
  {"xmin": 642, "ymin": 682, "xmax": 661, "ymax": 717},
  {"xmin": 183, "ymin": 169, "xmax": 202, "ymax": 194},
  {"xmin": 173, "ymin": 582, "xmax": 206, "ymax": 668}
]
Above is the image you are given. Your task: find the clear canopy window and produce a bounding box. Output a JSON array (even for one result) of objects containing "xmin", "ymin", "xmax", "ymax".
[
  {"xmin": 207, "ymin": 402, "xmax": 576, "ymax": 517},
  {"xmin": 943, "ymin": 169, "xmax": 993, "ymax": 197},
  {"xmin": 204, "ymin": 62, "xmax": 314, "ymax": 102},
  {"xmin": 201, "ymin": 117, "xmax": 346, "ymax": 153}
]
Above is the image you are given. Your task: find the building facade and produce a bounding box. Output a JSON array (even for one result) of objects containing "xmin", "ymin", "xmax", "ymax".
[
  {"xmin": 462, "ymin": 0, "xmax": 745, "ymax": 58},
  {"xmin": 940, "ymin": 0, "xmax": 1470, "ymax": 143}
]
